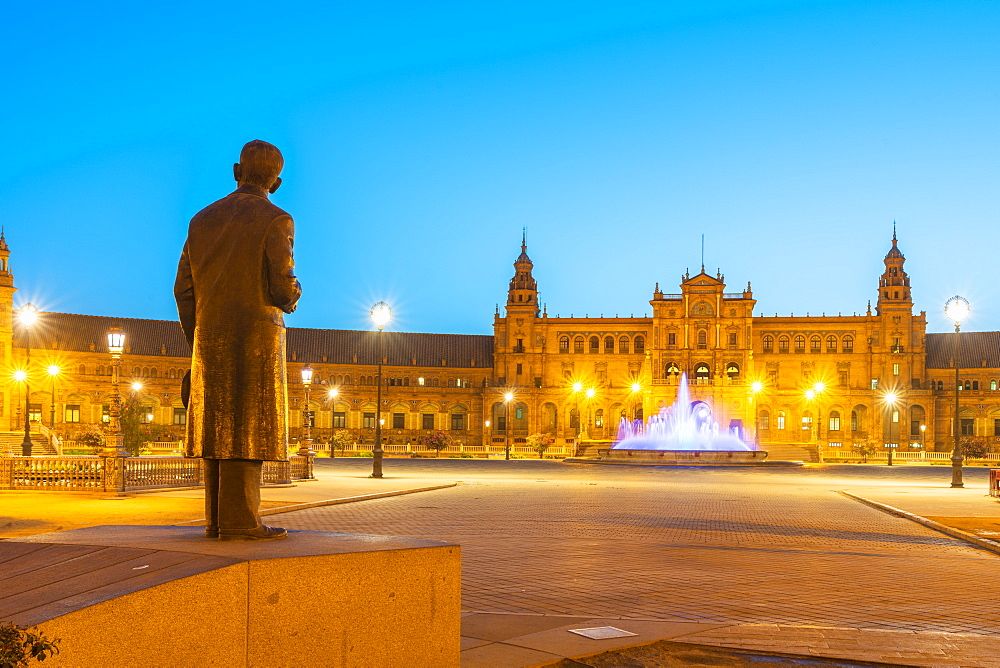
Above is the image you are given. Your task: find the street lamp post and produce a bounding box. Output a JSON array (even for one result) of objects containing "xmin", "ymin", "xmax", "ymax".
[
  {"xmin": 18, "ymin": 303, "xmax": 37, "ymax": 456},
  {"xmin": 298, "ymin": 364, "xmax": 314, "ymax": 456},
  {"xmin": 105, "ymin": 327, "xmax": 127, "ymax": 493},
  {"xmin": 503, "ymin": 391, "xmax": 514, "ymax": 460},
  {"xmin": 884, "ymin": 391, "xmax": 899, "ymax": 467},
  {"xmin": 920, "ymin": 424, "xmax": 926, "ymax": 451},
  {"xmin": 750, "ymin": 381, "xmax": 763, "ymax": 447},
  {"xmin": 945, "ymin": 296, "xmax": 970, "ymax": 488},
  {"xmin": 47, "ymin": 365, "xmax": 60, "ymax": 430},
  {"xmin": 370, "ymin": 302, "xmax": 391, "ymax": 478},
  {"xmin": 804, "ymin": 382, "xmax": 825, "ymax": 456},
  {"xmin": 327, "ymin": 387, "xmax": 339, "ymax": 457}
]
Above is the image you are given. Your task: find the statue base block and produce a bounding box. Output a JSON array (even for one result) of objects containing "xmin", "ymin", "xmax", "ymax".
[{"xmin": 2, "ymin": 525, "xmax": 460, "ymax": 667}]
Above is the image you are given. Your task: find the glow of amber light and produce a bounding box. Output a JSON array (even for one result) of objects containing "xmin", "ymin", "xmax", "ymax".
[
  {"xmin": 12, "ymin": 370, "xmax": 27, "ymax": 382},
  {"xmin": 18, "ymin": 303, "xmax": 38, "ymax": 327},
  {"xmin": 813, "ymin": 382, "xmax": 825, "ymax": 393},
  {"xmin": 328, "ymin": 388, "xmax": 339, "ymax": 399},
  {"xmin": 572, "ymin": 381, "xmax": 582, "ymax": 392},
  {"xmin": 47, "ymin": 365, "xmax": 61, "ymax": 376},
  {"xmin": 630, "ymin": 382, "xmax": 641, "ymax": 393},
  {"xmin": 944, "ymin": 295, "xmax": 971, "ymax": 324},
  {"xmin": 884, "ymin": 391, "xmax": 899, "ymax": 406},
  {"xmin": 585, "ymin": 388, "xmax": 595, "ymax": 399},
  {"xmin": 131, "ymin": 382, "xmax": 143, "ymax": 391},
  {"xmin": 804, "ymin": 389, "xmax": 815, "ymax": 400},
  {"xmin": 503, "ymin": 391, "xmax": 514, "ymax": 402},
  {"xmin": 750, "ymin": 381, "xmax": 763, "ymax": 393},
  {"xmin": 370, "ymin": 301, "xmax": 392, "ymax": 329},
  {"xmin": 107, "ymin": 328, "xmax": 125, "ymax": 354},
  {"xmin": 301, "ymin": 364, "xmax": 313, "ymax": 385}
]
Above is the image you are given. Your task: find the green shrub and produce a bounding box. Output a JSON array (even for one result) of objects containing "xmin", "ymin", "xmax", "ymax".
[{"xmin": 0, "ymin": 622, "xmax": 60, "ymax": 667}]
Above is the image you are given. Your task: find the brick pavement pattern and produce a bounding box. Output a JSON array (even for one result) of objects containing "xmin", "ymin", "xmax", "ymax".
[{"xmin": 279, "ymin": 461, "xmax": 1000, "ymax": 639}]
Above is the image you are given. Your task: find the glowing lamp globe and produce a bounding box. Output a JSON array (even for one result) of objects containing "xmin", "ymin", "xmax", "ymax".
[
  {"xmin": 18, "ymin": 303, "xmax": 38, "ymax": 327},
  {"xmin": 107, "ymin": 328, "xmax": 126, "ymax": 355},
  {"xmin": 301, "ymin": 364, "xmax": 313, "ymax": 385},
  {"xmin": 944, "ymin": 296, "xmax": 971, "ymax": 325},
  {"xmin": 370, "ymin": 302, "xmax": 392, "ymax": 329}
]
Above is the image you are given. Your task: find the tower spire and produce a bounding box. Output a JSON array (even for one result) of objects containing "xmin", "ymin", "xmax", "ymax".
[
  {"xmin": 507, "ymin": 232, "xmax": 538, "ymax": 316},
  {"xmin": 876, "ymin": 226, "xmax": 911, "ymax": 314}
]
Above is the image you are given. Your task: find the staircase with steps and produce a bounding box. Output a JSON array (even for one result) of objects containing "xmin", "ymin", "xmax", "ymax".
[
  {"xmin": 761, "ymin": 442, "xmax": 819, "ymax": 462},
  {"xmin": 0, "ymin": 431, "xmax": 57, "ymax": 456}
]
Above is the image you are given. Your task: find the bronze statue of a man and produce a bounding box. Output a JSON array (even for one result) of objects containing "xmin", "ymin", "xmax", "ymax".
[{"xmin": 174, "ymin": 140, "xmax": 302, "ymax": 540}]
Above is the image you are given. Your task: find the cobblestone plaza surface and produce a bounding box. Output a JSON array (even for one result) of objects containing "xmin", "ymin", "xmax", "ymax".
[{"xmin": 283, "ymin": 460, "xmax": 1000, "ymax": 665}]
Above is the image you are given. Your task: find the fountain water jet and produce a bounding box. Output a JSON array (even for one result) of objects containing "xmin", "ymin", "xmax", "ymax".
[{"xmin": 602, "ymin": 373, "xmax": 768, "ymax": 465}]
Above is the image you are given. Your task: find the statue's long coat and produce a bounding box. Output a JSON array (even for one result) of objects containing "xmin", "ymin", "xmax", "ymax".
[{"xmin": 174, "ymin": 186, "xmax": 301, "ymax": 461}]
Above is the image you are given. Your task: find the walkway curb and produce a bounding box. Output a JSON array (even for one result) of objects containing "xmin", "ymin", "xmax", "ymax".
[
  {"xmin": 840, "ymin": 490, "xmax": 1000, "ymax": 556},
  {"xmin": 175, "ymin": 482, "xmax": 459, "ymax": 526}
]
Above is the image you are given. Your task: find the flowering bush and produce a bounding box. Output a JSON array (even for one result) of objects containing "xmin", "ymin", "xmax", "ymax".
[
  {"xmin": 962, "ymin": 437, "xmax": 988, "ymax": 459},
  {"xmin": 526, "ymin": 433, "xmax": 553, "ymax": 458},
  {"xmin": 423, "ymin": 431, "xmax": 453, "ymax": 455}
]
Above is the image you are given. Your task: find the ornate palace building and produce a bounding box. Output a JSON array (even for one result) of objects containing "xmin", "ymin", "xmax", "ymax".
[{"xmin": 1, "ymin": 230, "xmax": 997, "ymax": 459}]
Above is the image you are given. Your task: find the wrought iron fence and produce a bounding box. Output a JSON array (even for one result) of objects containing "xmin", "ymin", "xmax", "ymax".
[{"xmin": 0, "ymin": 455, "xmax": 313, "ymax": 492}]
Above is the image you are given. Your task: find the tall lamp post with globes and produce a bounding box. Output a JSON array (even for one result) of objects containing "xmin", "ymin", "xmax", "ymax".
[
  {"xmin": 327, "ymin": 387, "xmax": 339, "ymax": 457},
  {"xmin": 370, "ymin": 302, "xmax": 391, "ymax": 478},
  {"xmin": 883, "ymin": 391, "xmax": 899, "ymax": 467},
  {"xmin": 298, "ymin": 364, "xmax": 314, "ymax": 456},
  {"xmin": 105, "ymin": 327, "xmax": 127, "ymax": 494},
  {"xmin": 945, "ymin": 296, "xmax": 971, "ymax": 488},
  {"xmin": 18, "ymin": 303, "xmax": 37, "ymax": 456},
  {"xmin": 47, "ymin": 365, "xmax": 61, "ymax": 430},
  {"xmin": 503, "ymin": 391, "xmax": 514, "ymax": 460}
]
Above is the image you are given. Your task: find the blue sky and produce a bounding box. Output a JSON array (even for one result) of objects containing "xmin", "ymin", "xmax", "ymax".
[{"xmin": 2, "ymin": 0, "xmax": 998, "ymax": 335}]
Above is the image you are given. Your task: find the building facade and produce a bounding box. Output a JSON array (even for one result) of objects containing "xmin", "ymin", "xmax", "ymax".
[{"xmin": 0, "ymin": 231, "xmax": 996, "ymax": 457}]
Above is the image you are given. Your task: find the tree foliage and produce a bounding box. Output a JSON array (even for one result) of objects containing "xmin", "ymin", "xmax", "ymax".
[
  {"xmin": 526, "ymin": 433, "xmax": 553, "ymax": 458},
  {"xmin": 0, "ymin": 622, "xmax": 60, "ymax": 667},
  {"xmin": 422, "ymin": 431, "xmax": 453, "ymax": 456},
  {"xmin": 330, "ymin": 429, "xmax": 355, "ymax": 456}
]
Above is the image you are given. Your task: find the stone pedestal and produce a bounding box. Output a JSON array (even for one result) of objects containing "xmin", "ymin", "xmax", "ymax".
[{"xmin": 1, "ymin": 526, "xmax": 460, "ymax": 667}]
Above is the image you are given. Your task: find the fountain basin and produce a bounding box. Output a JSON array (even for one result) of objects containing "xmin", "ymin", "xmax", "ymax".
[{"xmin": 597, "ymin": 448, "xmax": 769, "ymax": 466}]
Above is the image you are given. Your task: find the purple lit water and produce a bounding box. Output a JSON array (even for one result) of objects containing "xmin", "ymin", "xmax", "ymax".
[{"xmin": 612, "ymin": 373, "xmax": 754, "ymax": 451}]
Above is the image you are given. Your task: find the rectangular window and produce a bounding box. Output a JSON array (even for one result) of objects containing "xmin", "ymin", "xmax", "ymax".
[
  {"xmin": 574, "ymin": 339, "xmax": 584, "ymax": 353},
  {"xmin": 450, "ymin": 413, "xmax": 465, "ymax": 431},
  {"xmin": 776, "ymin": 414, "xmax": 786, "ymax": 430},
  {"xmin": 994, "ymin": 418, "xmax": 1000, "ymax": 436},
  {"xmin": 829, "ymin": 415, "xmax": 841, "ymax": 431},
  {"xmin": 362, "ymin": 412, "xmax": 376, "ymax": 429},
  {"xmin": 422, "ymin": 413, "xmax": 435, "ymax": 430},
  {"xmin": 392, "ymin": 413, "xmax": 405, "ymax": 429},
  {"xmin": 173, "ymin": 407, "xmax": 187, "ymax": 425},
  {"xmin": 27, "ymin": 403, "xmax": 42, "ymax": 422},
  {"xmin": 871, "ymin": 378, "xmax": 879, "ymax": 390},
  {"xmin": 893, "ymin": 363, "xmax": 899, "ymax": 376},
  {"xmin": 839, "ymin": 372, "xmax": 849, "ymax": 386},
  {"xmin": 828, "ymin": 442, "xmax": 842, "ymax": 449},
  {"xmin": 534, "ymin": 377, "xmax": 542, "ymax": 389},
  {"xmin": 911, "ymin": 420, "xmax": 921, "ymax": 437},
  {"xmin": 801, "ymin": 416, "xmax": 813, "ymax": 430},
  {"xmin": 667, "ymin": 332, "xmax": 676, "ymax": 346},
  {"xmin": 960, "ymin": 418, "xmax": 974, "ymax": 436},
  {"xmin": 332, "ymin": 411, "xmax": 346, "ymax": 428},
  {"xmin": 758, "ymin": 413, "xmax": 769, "ymax": 430},
  {"xmin": 417, "ymin": 377, "xmax": 425, "ymax": 386},
  {"xmin": 497, "ymin": 415, "xmax": 507, "ymax": 432},
  {"xmin": 516, "ymin": 363, "xmax": 523, "ymax": 375},
  {"xmin": 892, "ymin": 410, "xmax": 899, "ymax": 423},
  {"xmin": 65, "ymin": 404, "xmax": 81, "ymax": 423},
  {"xmin": 851, "ymin": 412, "xmax": 858, "ymax": 431},
  {"xmin": 141, "ymin": 407, "xmax": 154, "ymax": 424}
]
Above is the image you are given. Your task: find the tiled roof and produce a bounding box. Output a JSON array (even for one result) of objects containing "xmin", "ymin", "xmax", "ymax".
[
  {"xmin": 926, "ymin": 332, "xmax": 1000, "ymax": 369},
  {"xmin": 14, "ymin": 312, "xmax": 494, "ymax": 368}
]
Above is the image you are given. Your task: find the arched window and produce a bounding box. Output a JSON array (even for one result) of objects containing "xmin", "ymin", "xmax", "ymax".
[
  {"xmin": 725, "ymin": 363, "xmax": 740, "ymax": 379},
  {"xmin": 810, "ymin": 336, "xmax": 821, "ymax": 352},
  {"xmin": 619, "ymin": 336, "xmax": 630, "ymax": 354},
  {"xmin": 634, "ymin": 336, "xmax": 645, "ymax": 354},
  {"xmin": 574, "ymin": 337, "xmax": 584, "ymax": 354},
  {"xmin": 828, "ymin": 411, "xmax": 841, "ymax": 431},
  {"xmin": 79, "ymin": 364, "xmax": 86, "ymax": 375},
  {"xmin": 763, "ymin": 335, "xmax": 774, "ymax": 352},
  {"xmin": 589, "ymin": 336, "xmax": 600, "ymax": 353},
  {"xmin": 973, "ymin": 381, "xmax": 980, "ymax": 391},
  {"xmin": 827, "ymin": 335, "xmax": 838, "ymax": 352},
  {"xmin": 665, "ymin": 362, "xmax": 680, "ymax": 377},
  {"xmin": 697, "ymin": 329, "xmax": 708, "ymax": 349},
  {"xmin": 778, "ymin": 336, "xmax": 790, "ymax": 352},
  {"xmin": 758, "ymin": 410, "xmax": 770, "ymax": 430},
  {"xmin": 168, "ymin": 368, "xmax": 176, "ymax": 379},
  {"xmin": 344, "ymin": 376, "xmax": 351, "ymax": 385},
  {"xmin": 569, "ymin": 408, "xmax": 580, "ymax": 429},
  {"xmin": 604, "ymin": 336, "xmax": 615, "ymax": 353},
  {"xmin": 97, "ymin": 364, "xmax": 105, "ymax": 376},
  {"xmin": 793, "ymin": 335, "xmax": 805, "ymax": 352},
  {"xmin": 964, "ymin": 380, "xmax": 971, "ymax": 391},
  {"xmin": 850, "ymin": 411, "xmax": 858, "ymax": 431},
  {"xmin": 694, "ymin": 363, "xmax": 710, "ymax": 381},
  {"xmin": 992, "ymin": 380, "xmax": 998, "ymax": 391},
  {"xmin": 559, "ymin": 336, "xmax": 569, "ymax": 352},
  {"xmin": 843, "ymin": 335, "xmax": 854, "ymax": 352},
  {"xmin": 594, "ymin": 409, "xmax": 604, "ymax": 428}
]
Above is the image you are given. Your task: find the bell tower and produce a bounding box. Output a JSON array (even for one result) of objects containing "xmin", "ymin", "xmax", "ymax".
[
  {"xmin": 0, "ymin": 230, "xmax": 16, "ymax": 426},
  {"xmin": 506, "ymin": 230, "xmax": 539, "ymax": 316},
  {"xmin": 876, "ymin": 226, "xmax": 912, "ymax": 315}
]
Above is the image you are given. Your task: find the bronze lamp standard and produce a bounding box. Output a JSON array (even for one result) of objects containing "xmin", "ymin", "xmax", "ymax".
[
  {"xmin": 503, "ymin": 391, "xmax": 514, "ymax": 460},
  {"xmin": 298, "ymin": 364, "xmax": 314, "ymax": 456},
  {"xmin": 370, "ymin": 302, "xmax": 391, "ymax": 478},
  {"xmin": 47, "ymin": 365, "xmax": 61, "ymax": 430},
  {"xmin": 18, "ymin": 303, "xmax": 37, "ymax": 456},
  {"xmin": 945, "ymin": 296, "xmax": 970, "ymax": 488},
  {"xmin": 883, "ymin": 391, "xmax": 899, "ymax": 467},
  {"xmin": 104, "ymin": 327, "xmax": 127, "ymax": 494},
  {"xmin": 327, "ymin": 387, "xmax": 339, "ymax": 458}
]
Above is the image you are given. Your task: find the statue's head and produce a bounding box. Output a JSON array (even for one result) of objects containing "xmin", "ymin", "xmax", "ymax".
[{"xmin": 234, "ymin": 140, "xmax": 284, "ymax": 193}]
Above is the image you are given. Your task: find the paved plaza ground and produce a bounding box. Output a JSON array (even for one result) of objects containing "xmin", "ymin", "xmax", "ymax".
[{"xmin": 3, "ymin": 459, "xmax": 1000, "ymax": 666}]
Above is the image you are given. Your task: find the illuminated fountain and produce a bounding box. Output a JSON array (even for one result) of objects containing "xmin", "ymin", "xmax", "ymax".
[{"xmin": 602, "ymin": 373, "xmax": 768, "ymax": 465}]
